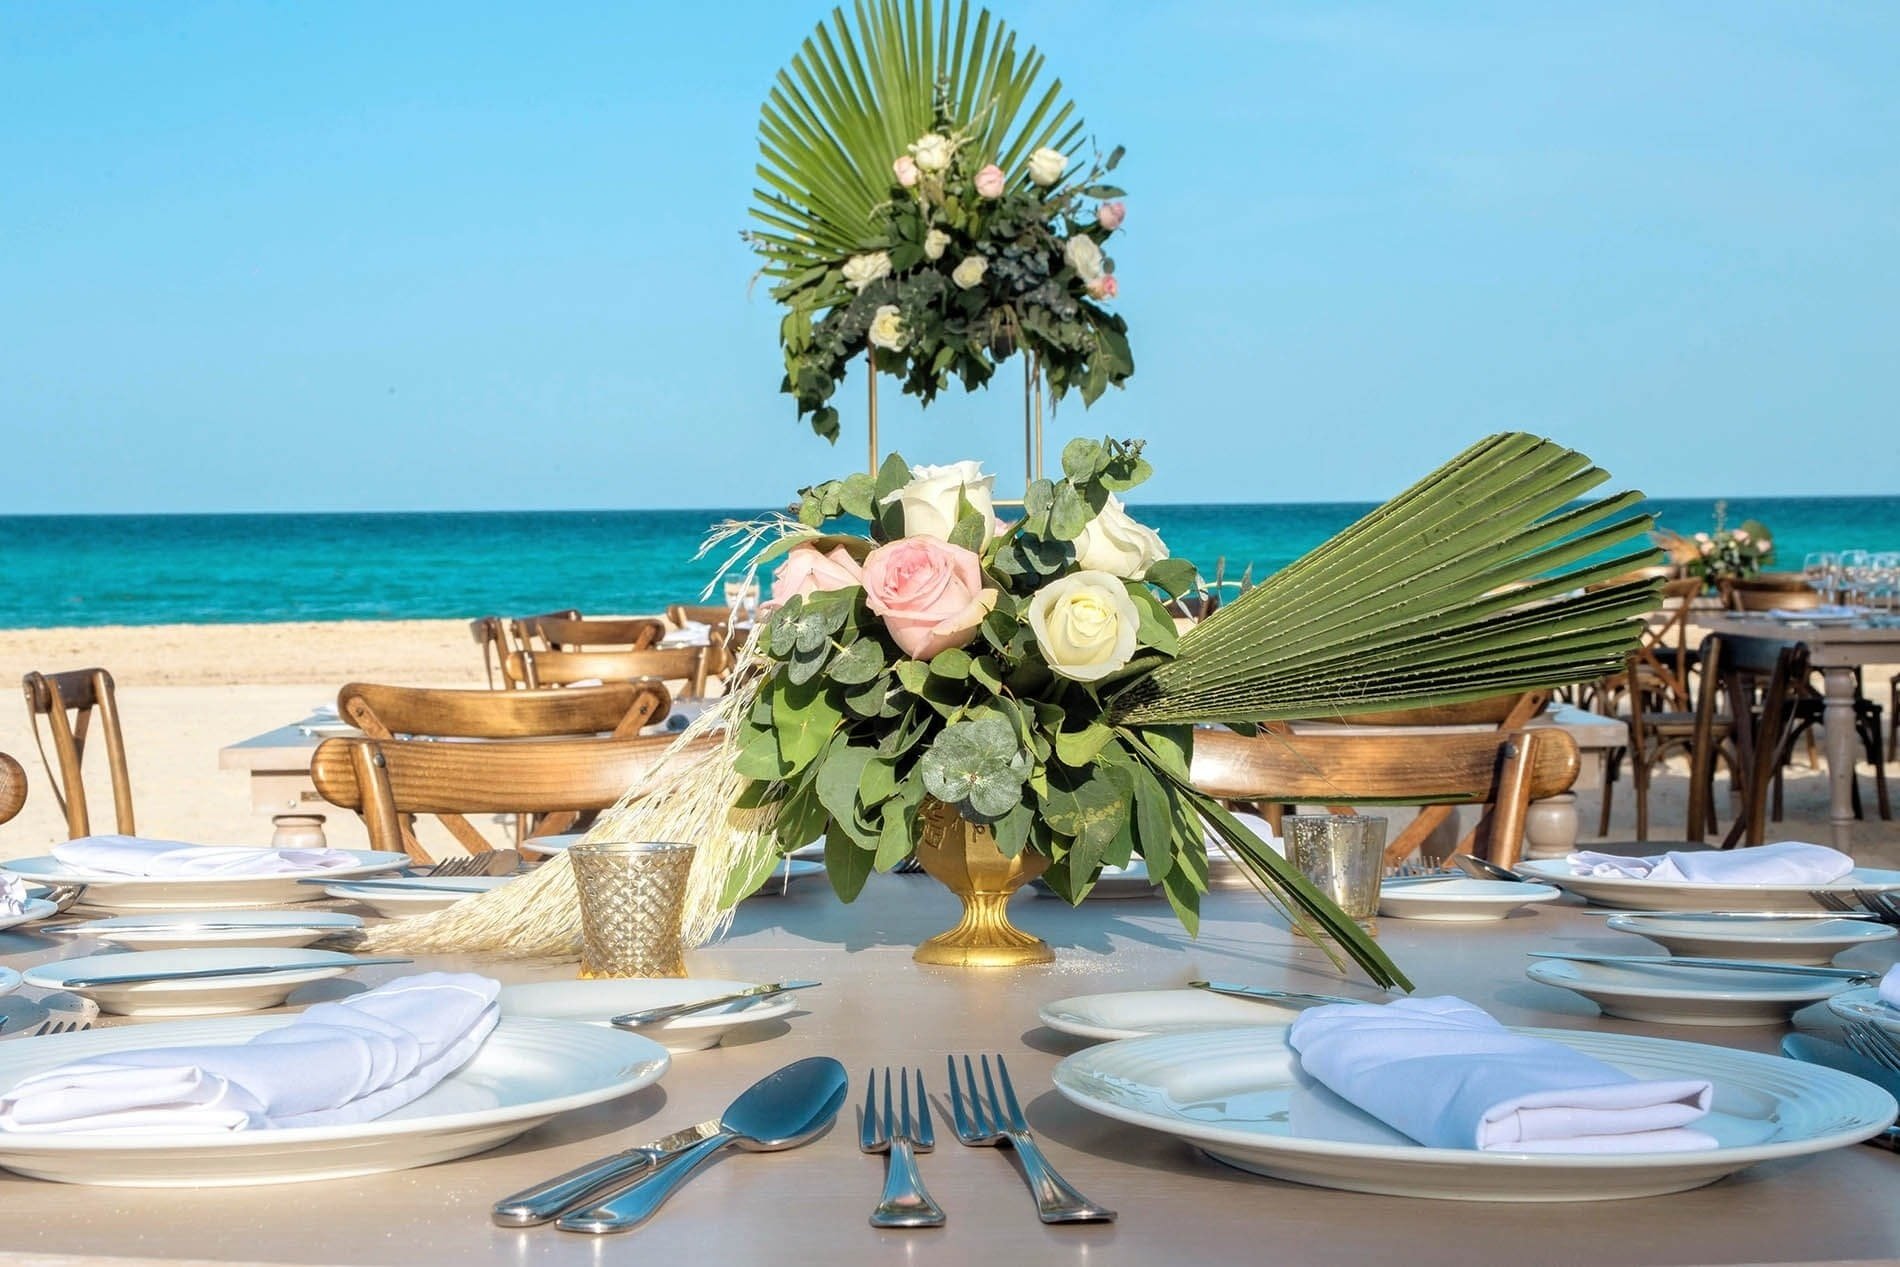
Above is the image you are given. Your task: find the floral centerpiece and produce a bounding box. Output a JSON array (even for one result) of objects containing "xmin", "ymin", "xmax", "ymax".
[{"xmin": 1654, "ymin": 501, "xmax": 1775, "ymax": 586}]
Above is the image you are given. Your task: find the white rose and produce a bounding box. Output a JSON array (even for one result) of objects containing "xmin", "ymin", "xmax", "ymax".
[
  {"xmin": 867, "ymin": 305, "xmax": 908, "ymax": 352},
  {"xmin": 842, "ymin": 251, "xmax": 892, "ymax": 292},
  {"xmin": 951, "ymin": 255, "xmax": 988, "ymax": 289},
  {"xmin": 1064, "ymin": 234, "xmax": 1104, "ymax": 282},
  {"xmin": 1028, "ymin": 571, "xmax": 1140, "ymax": 682},
  {"xmin": 1027, "ymin": 146, "xmax": 1068, "ymax": 187},
  {"xmin": 1072, "ymin": 495, "xmax": 1169, "ymax": 579},
  {"xmin": 910, "ymin": 132, "xmax": 954, "ymax": 173},
  {"xmin": 878, "ymin": 460, "xmax": 997, "ymax": 540},
  {"xmin": 924, "ymin": 228, "xmax": 951, "ymax": 261}
]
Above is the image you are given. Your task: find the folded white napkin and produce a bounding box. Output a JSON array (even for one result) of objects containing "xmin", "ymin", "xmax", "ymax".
[
  {"xmin": 1565, "ymin": 841, "xmax": 1853, "ymax": 885},
  {"xmin": 1, "ymin": 874, "xmax": 28, "ymax": 917},
  {"xmin": 52, "ymin": 836, "xmax": 358, "ymax": 878},
  {"xmin": 0, "ymin": 973, "xmax": 499, "ymax": 1135},
  {"xmin": 1878, "ymin": 966, "xmax": 1900, "ymax": 1011},
  {"xmin": 1288, "ymin": 996, "xmax": 1716, "ymax": 1153}
]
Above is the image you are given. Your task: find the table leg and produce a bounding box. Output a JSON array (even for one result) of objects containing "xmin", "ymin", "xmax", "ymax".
[{"xmin": 1822, "ymin": 666, "xmax": 1859, "ymax": 852}]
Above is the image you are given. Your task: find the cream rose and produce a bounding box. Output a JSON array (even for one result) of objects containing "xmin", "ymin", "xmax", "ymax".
[
  {"xmin": 951, "ymin": 255, "xmax": 988, "ymax": 289},
  {"xmin": 1028, "ymin": 572, "xmax": 1140, "ymax": 682},
  {"xmin": 842, "ymin": 251, "xmax": 892, "ymax": 292},
  {"xmin": 879, "ymin": 460, "xmax": 996, "ymax": 540},
  {"xmin": 1072, "ymin": 496, "xmax": 1169, "ymax": 579},
  {"xmin": 924, "ymin": 228, "xmax": 951, "ymax": 261},
  {"xmin": 1027, "ymin": 146, "xmax": 1067, "ymax": 187},
  {"xmin": 862, "ymin": 537, "xmax": 996, "ymax": 660},
  {"xmin": 910, "ymin": 132, "xmax": 953, "ymax": 173},
  {"xmin": 1064, "ymin": 234, "xmax": 1104, "ymax": 282},
  {"xmin": 867, "ymin": 305, "xmax": 908, "ymax": 352}
]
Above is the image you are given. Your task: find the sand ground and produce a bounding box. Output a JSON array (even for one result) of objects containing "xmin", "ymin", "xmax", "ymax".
[{"xmin": 0, "ymin": 620, "xmax": 1896, "ymax": 866}]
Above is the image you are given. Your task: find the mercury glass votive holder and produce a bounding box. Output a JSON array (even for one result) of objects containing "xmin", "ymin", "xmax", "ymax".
[
  {"xmin": 569, "ymin": 841, "xmax": 697, "ymax": 978},
  {"xmin": 1283, "ymin": 814, "xmax": 1388, "ymax": 936}
]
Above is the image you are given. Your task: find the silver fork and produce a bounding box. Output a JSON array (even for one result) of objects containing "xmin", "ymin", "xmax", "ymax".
[
  {"xmin": 1812, "ymin": 890, "xmax": 1899, "ymax": 924},
  {"xmin": 861, "ymin": 1067, "xmax": 945, "ymax": 1229},
  {"xmin": 26, "ymin": 1019, "xmax": 91, "ymax": 1037},
  {"xmin": 946, "ymin": 1054, "xmax": 1114, "ymax": 1224},
  {"xmin": 1842, "ymin": 1018, "xmax": 1900, "ymax": 1072}
]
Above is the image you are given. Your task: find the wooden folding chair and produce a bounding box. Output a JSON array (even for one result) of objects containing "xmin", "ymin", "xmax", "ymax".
[
  {"xmin": 1189, "ymin": 726, "xmax": 1580, "ymax": 869},
  {"xmin": 310, "ymin": 733, "xmax": 708, "ymax": 862},
  {"xmin": 503, "ymin": 646, "xmax": 708, "ymax": 698},
  {"xmin": 513, "ymin": 615, "xmax": 667, "ymax": 652},
  {"xmin": 20, "ymin": 668, "xmax": 135, "ymax": 838},
  {"xmin": 0, "ymin": 752, "xmax": 26, "ymax": 827}
]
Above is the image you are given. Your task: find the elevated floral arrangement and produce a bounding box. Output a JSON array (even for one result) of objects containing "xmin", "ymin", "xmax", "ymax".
[
  {"xmin": 747, "ymin": 1, "xmax": 1132, "ymax": 438},
  {"xmin": 1654, "ymin": 501, "xmax": 1774, "ymax": 586}
]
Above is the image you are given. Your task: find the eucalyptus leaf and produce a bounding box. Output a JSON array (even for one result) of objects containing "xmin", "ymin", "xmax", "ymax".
[{"xmin": 824, "ymin": 828, "xmax": 876, "ymax": 902}]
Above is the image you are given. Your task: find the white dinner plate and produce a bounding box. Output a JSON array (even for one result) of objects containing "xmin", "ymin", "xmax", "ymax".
[
  {"xmin": 0, "ymin": 1015, "xmax": 669, "ymax": 1186},
  {"xmin": 1, "ymin": 852, "xmax": 410, "ymax": 914},
  {"xmin": 745, "ymin": 858, "xmax": 826, "ymax": 897},
  {"xmin": 323, "ymin": 875, "xmax": 514, "ymax": 916},
  {"xmin": 1376, "ymin": 879, "xmax": 1561, "ymax": 922},
  {"xmin": 499, "ymin": 978, "xmax": 798, "ymax": 1053},
  {"xmin": 1826, "ymin": 986, "xmax": 1900, "ymax": 1035},
  {"xmin": 1605, "ymin": 913, "xmax": 1895, "ymax": 965},
  {"xmin": 72, "ymin": 909, "xmax": 364, "ymax": 952},
  {"xmin": 0, "ymin": 968, "xmax": 18, "ymax": 998},
  {"xmin": 1039, "ymin": 988, "xmax": 1316, "ymax": 1042},
  {"xmin": 0, "ymin": 899, "xmax": 60, "ymax": 933},
  {"xmin": 1515, "ymin": 857, "xmax": 1900, "ymax": 913},
  {"xmin": 520, "ymin": 833, "xmax": 582, "ymax": 857},
  {"xmin": 23, "ymin": 948, "xmax": 370, "ymax": 1018},
  {"xmin": 1053, "ymin": 1025, "xmax": 1894, "ymax": 1201},
  {"xmin": 1524, "ymin": 958, "xmax": 1850, "ymax": 1026}
]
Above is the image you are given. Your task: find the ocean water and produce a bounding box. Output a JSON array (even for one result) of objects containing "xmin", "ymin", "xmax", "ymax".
[{"xmin": 1, "ymin": 497, "xmax": 1897, "ymax": 629}]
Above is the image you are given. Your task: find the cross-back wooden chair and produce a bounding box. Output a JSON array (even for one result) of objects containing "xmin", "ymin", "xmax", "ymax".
[
  {"xmin": 0, "ymin": 752, "xmax": 26, "ymax": 827},
  {"xmin": 1600, "ymin": 636, "xmax": 1733, "ymax": 840},
  {"xmin": 511, "ymin": 615, "xmax": 666, "ymax": 653},
  {"xmin": 667, "ymin": 603, "xmax": 753, "ymax": 629},
  {"xmin": 310, "ymin": 733, "xmax": 708, "ymax": 862},
  {"xmin": 21, "ymin": 669, "xmax": 134, "ymax": 838},
  {"xmin": 503, "ymin": 646, "xmax": 708, "ymax": 698},
  {"xmin": 468, "ymin": 618, "xmax": 511, "ymax": 689},
  {"xmin": 1587, "ymin": 577, "xmax": 1704, "ymax": 714},
  {"xmin": 1718, "ymin": 635, "xmax": 1812, "ymax": 848},
  {"xmin": 1189, "ymin": 725, "xmax": 1580, "ymax": 869}
]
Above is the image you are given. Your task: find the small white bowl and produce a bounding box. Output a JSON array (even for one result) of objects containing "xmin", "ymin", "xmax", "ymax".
[
  {"xmin": 1606, "ymin": 913, "xmax": 1896, "ymax": 965},
  {"xmin": 24, "ymin": 948, "xmax": 367, "ymax": 1018},
  {"xmin": 498, "ymin": 978, "xmax": 798, "ymax": 1052},
  {"xmin": 1376, "ymin": 878, "xmax": 1561, "ymax": 922},
  {"xmin": 76, "ymin": 909, "xmax": 364, "ymax": 952},
  {"xmin": 324, "ymin": 875, "xmax": 513, "ymax": 916},
  {"xmin": 1526, "ymin": 958, "xmax": 1849, "ymax": 1026}
]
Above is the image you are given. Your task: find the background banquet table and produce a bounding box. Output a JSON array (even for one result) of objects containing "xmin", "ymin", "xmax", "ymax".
[{"xmin": 1, "ymin": 873, "xmax": 1897, "ymax": 1266}]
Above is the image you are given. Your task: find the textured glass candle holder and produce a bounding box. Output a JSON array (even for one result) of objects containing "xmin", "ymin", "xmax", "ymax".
[
  {"xmin": 1284, "ymin": 815, "xmax": 1388, "ymax": 936},
  {"xmin": 570, "ymin": 841, "xmax": 696, "ymax": 978}
]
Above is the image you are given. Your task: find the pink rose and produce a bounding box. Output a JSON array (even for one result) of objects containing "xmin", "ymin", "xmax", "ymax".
[
  {"xmin": 893, "ymin": 155, "xmax": 920, "ymax": 188},
  {"xmin": 861, "ymin": 537, "xmax": 997, "ymax": 660},
  {"xmin": 1087, "ymin": 274, "xmax": 1119, "ymax": 301},
  {"xmin": 1097, "ymin": 200, "xmax": 1125, "ymax": 231},
  {"xmin": 974, "ymin": 164, "xmax": 1005, "ymax": 199},
  {"xmin": 772, "ymin": 545, "xmax": 865, "ymax": 602}
]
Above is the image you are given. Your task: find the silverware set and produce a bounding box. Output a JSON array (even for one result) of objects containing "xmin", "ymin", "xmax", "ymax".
[{"xmin": 1525, "ymin": 951, "xmax": 1881, "ymax": 984}]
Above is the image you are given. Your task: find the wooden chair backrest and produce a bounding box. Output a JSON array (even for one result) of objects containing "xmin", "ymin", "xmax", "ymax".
[
  {"xmin": 310, "ymin": 734, "xmax": 707, "ymax": 860},
  {"xmin": 1189, "ymin": 725, "xmax": 1579, "ymax": 868},
  {"xmin": 338, "ymin": 682, "xmax": 670, "ymax": 741},
  {"xmin": 515, "ymin": 615, "xmax": 667, "ymax": 651},
  {"xmin": 503, "ymin": 646, "xmax": 707, "ymax": 697},
  {"xmin": 1627, "ymin": 635, "xmax": 1727, "ymax": 841},
  {"xmin": 667, "ymin": 603, "xmax": 752, "ymax": 628},
  {"xmin": 0, "ymin": 752, "xmax": 26, "ymax": 827},
  {"xmin": 20, "ymin": 668, "xmax": 133, "ymax": 838},
  {"xmin": 1715, "ymin": 635, "xmax": 1812, "ymax": 847},
  {"xmin": 1728, "ymin": 579, "xmax": 1821, "ymax": 612},
  {"xmin": 468, "ymin": 618, "xmax": 510, "ymax": 689}
]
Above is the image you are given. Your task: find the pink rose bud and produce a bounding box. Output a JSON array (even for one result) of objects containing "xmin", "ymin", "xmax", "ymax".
[
  {"xmin": 893, "ymin": 155, "xmax": 920, "ymax": 188},
  {"xmin": 772, "ymin": 545, "xmax": 866, "ymax": 603},
  {"xmin": 1087, "ymin": 274, "xmax": 1119, "ymax": 301},
  {"xmin": 1098, "ymin": 200, "xmax": 1125, "ymax": 231},
  {"xmin": 974, "ymin": 164, "xmax": 1005, "ymax": 199},
  {"xmin": 861, "ymin": 536, "xmax": 995, "ymax": 660}
]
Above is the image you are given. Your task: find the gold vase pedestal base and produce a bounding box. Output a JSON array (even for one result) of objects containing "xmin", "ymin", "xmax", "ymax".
[{"xmin": 912, "ymin": 800, "xmax": 1054, "ymax": 968}]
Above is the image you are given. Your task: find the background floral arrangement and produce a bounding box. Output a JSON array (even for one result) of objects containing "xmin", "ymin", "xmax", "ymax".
[{"xmin": 1654, "ymin": 501, "xmax": 1774, "ymax": 584}]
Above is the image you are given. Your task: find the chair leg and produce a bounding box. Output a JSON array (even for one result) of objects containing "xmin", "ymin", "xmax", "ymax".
[
  {"xmin": 1633, "ymin": 754, "xmax": 1650, "ymax": 842},
  {"xmin": 1598, "ymin": 748, "xmax": 1622, "ymax": 836}
]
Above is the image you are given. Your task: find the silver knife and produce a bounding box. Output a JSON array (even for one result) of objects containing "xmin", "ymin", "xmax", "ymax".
[
  {"xmin": 610, "ymin": 980, "xmax": 820, "ymax": 1028},
  {"xmin": 1527, "ymin": 952, "xmax": 1879, "ymax": 983},
  {"xmin": 297, "ymin": 878, "xmax": 494, "ymax": 893},
  {"xmin": 491, "ymin": 1120, "xmax": 722, "ymax": 1226},
  {"xmin": 59, "ymin": 957, "xmax": 412, "ymax": 988},
  {"xmin": 1190, "ymin": 980, "xmax": 1375, "ymax": 1007},
  {"xmin": 1589, "ymin": 910, "xmax": 1883, "ymax": 922}
]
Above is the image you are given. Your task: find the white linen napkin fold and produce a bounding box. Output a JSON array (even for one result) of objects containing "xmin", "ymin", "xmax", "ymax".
[
  {"xmin": 0, "ymin": 974, "xmax": 499, "ymax": 1135},
  {"xmin": 1, "ymin": 874, "xmax": 28, "ymax": 917},
  {"xmin": 1877, "ymin": 965, "xmax": 1900, "ymax": 1011},
  {"xmin": 1288, "ymin": 996, "xmax": 1716, "ymax": 1153},
  {"xmin": 1564, "ymin": 841, "xmax": 1852, "ymax": 885},
  {"xmin": 52, "ymin": 836, "xmax": 358, "ymax": 877}
]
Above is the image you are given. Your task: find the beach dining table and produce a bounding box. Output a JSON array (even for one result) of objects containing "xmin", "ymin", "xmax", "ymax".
[
  {"xmin": 0, "ymin": 873, "xmax": 1895, "ymax": 1265},
  {"xmin": 1701, "ymin": 613, "xmax": 1900, "ymax": 852}
]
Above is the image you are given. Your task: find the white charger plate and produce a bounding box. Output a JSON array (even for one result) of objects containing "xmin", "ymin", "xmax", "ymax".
[
  {"xmin": 519, "ymin": 833, "xmax": 582, "ymax": 857},
  {"xmin": 1039, "ymin": 988, "xmax": 1313, "ymax": 1042},
  {"xmin": 2, "ymin": 851, "xmax": 410, "ymax": 914},
  {"xmin": 1377, "ymin": 879, "xmax": 1560, "ymax": 922},
  {"xmin": 1516, "ymin": 857, "xmax": 1900, "ymax": 913},
  {"xmin": 23, "ymin": 948, "xmax": 368, "ymax": 1017},
  {"xmin": 324, "ymin": 875, "xmax": 513, "ymax": 916},
  {"xmin": 1524, "ymin": 959, "xmax": 1849, "ymax": 1026},
  {"xmin": 745, "ymin": 858, "xmax": 826, "ymax": 897},
  {"xmin": 0, "ymin": 899, "xmax": 60, "ymax": 933},
  {"xmin": 499, "ymin": 978, "xmax": 797, "ymax": 1052},
  {"xmin": 1053, "ymin": 1025, "xmax": 1894, "ymax": 1201},
  {"xmin": 1605, "ymin": 913, "xmax": 1895, "ymax": 964},
  {"xmin": 0, "ymin": 1016, "xmax": 669, "ymax": 1186},
  {"xmin": 74, "ymin": 910, "xmax": 364, "ymax": 952}
]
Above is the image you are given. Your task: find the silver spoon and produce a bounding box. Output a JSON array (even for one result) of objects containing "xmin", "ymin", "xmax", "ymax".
[{"xmin": 1448, "ymin": 853, "xmax": 1532, "ymax": 883}]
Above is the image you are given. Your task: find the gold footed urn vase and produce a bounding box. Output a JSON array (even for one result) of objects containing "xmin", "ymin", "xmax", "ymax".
[{"xmin": 911, "ymin": 799, "xmax": 1054, "ymax": 967}]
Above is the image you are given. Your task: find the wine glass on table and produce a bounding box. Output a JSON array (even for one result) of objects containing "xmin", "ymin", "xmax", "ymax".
[
  {"xmin": 1840, "ymin": 550, "xmax": 1871, "ymax": 608},
  {"xmin": 1803, "ymin": 552, "xmax": 1838, "ymax": 603}
]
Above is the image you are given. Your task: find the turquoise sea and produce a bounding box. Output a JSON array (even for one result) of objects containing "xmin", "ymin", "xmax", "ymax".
[{"xmin": 2, "ymin": 497, "xmax": 1897, "ymax": 629}]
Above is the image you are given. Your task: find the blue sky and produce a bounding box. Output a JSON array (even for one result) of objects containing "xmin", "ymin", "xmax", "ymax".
[{"xmin": 3, "ymin": 1, "xmax": 1895, "ymax": 513}]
